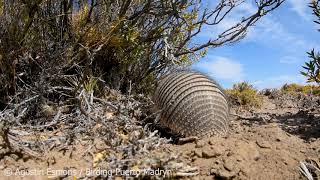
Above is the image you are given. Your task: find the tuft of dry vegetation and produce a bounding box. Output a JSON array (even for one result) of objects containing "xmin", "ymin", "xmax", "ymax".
[
  {"xmin": 0, "ymin": 93, "xmax": 201, "ymax": 179},
  {"xmin": 281, "ymin": 83, "xmax": 320, "ymax": 95},
  {"xmin": 226, "ymin": 82, "xmax": 263, "ymax": 109}
]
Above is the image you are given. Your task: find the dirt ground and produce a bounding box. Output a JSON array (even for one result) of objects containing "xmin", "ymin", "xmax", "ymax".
[{"xmin": 0, "ymin": 93, "xmax": 320, "ymax": 179}]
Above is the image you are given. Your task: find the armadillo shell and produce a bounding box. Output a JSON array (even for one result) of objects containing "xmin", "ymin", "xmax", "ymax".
[{"xmin": 153, "ymin": 71, "xmax": 229, "ymax": 137}]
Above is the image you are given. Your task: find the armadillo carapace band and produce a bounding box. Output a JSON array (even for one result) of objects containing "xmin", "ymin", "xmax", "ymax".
[{"xmin": 153, "ymin": 71, "xmax": 230, "ymax": 137}]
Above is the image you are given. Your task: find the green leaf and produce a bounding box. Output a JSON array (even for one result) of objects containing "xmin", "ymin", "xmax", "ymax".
[
  {"xmin": 305, "ymin": 62, "xmax": 311, "ymax": 67},
  {"xmin": 302, "ymin": 66, "xmax": 310, "ymax": 70},
  {"xmin": 300, "ymin": 71, "xmax": 308, "ymax": 76}
]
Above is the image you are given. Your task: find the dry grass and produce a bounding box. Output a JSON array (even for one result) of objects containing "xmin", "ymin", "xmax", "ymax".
[
  {"xmin": 281, "ymin": 83, "xmax": 320, "ymax": 95},
  {"xmin": 226, "ymin": 82, "xmax": 263, "ymax": 109}
]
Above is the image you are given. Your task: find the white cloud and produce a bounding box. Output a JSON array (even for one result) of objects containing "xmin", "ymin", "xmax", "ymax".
[
  {"xmin": 198, "ymin": 1, "xmax": 315, "ymax": 54},
  {"xmin": 198, "ymin": 0, "xmax": 317, "ymax": 54},
  {"xmin": 197, "ymin": 2, "xmax": 257, "ymax": 39},
  {"xmin": 194, "ymin": 56, "xmax": 244, "ymax": 81},
  {"xmin": 288, "ymin": 0, "xmax": 310, "ymax": 20},
  {"xmin": 245, "ymin": 14, "xmax": 318, "ymax": 55},
  {"xmin": 253, "ymin": 75, "xmax": 307, "ymax": 89}
]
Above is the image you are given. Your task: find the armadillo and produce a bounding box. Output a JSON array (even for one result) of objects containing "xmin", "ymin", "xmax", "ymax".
[{"xmin": 153, "ymin": 71, "xmax": 229, "ymax": 137}]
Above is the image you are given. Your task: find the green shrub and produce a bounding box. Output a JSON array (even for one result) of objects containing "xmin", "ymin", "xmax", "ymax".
[{"xmin": 226, "ymin": 82, "xmax": 263, "ymax": 109}]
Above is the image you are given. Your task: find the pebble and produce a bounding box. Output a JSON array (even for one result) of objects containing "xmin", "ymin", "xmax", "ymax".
[
  {"xmin": 256, "ymin": 140, "xmax": 272, "ymax": 149},
  {"xmin": 309, "ymin": 138, "xmax": 316, "ymax": 142},
  {"xmin": 202, "ymin": 150, "xmax": 216, "ymax": 158},
  {"xmin": 224, "ymin": 161, "xmax": 234, "ymax": 171},
  {"xmin": 208, "ymin": 140, "xmax": 215, "ymax": 146},
  {"xmin": 193, "ymin": 149, "xmax": 202, "ymax": 158},
  {"xmin": 195, "ymin": 141, "xmax": 206, "ymax": 148},
  {"xmin": 202, "ymin": 147, "xmax": 221, "ymax": 158},
  {"xmin": 223, "ymin": 158, "xmax": 240, "ymax": 173},
  {"xmin": 212, "ymin": 169, "xmax": 236, "ymax": 180},
  {"xmin": 300, "ymin": 149, "xmax": 306, "ymax": 153}
]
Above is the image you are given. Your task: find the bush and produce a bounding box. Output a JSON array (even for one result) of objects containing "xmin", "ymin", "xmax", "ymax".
[
  {"xmin": 0, "ymin": 0, "xmax": 284, "ymax": 109},
  {"xmin": 226, "ymin": 82, "xmax": 263, "ymax": 109},
  {"xmin": 301, "ymin": 49, "xmax": 320, "ymax": 84},
  {"xmin": 280, "ymin": 83, "xmax": 320, "ymax": 95}
]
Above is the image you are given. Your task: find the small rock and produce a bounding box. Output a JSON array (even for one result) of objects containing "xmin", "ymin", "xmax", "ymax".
[
  {"xmin": 300, "ymin": 149, "xmax": 306, "ymax": 153},
  {"xmin": 210, "ymin": 146, "xmax": 223, "ymax": 156},
  {"xmin": 195, "ymin": 140, "xmax": 206, "ymax": 148},
  {"xmin": 224, "ymin": 161, "xmax": 234, "ymax": 171},
  {"xmin": 226, "ymin": 151, "xmax": 234, "ymax": 157},
  {"xmin": 202, "ymin": 148, "xmax": 220, "ymax": 158},
  {"xmin": 210, "ymin": 168, "xmax": 218, "ymax": 175},
  {"xmin": 223, "ymin": 158, "xmax": 240, "ymax": 173},
  {"xmin": 309, "ymin": 138, "xmax": 316, "ymax": 142},
  {"xmin": 214, "ymin": 169, "xmax": 236, "ymax": 180},
  {"xmin": 193, "ymin": 149, "xmax": 203, "ymax": 158},
  {"xmin": 209, "ymin": 139, "xmax": 220, "ymax": 146},
  {"xmin": 256, "ymin": 140, "xmax": 272, "ymax": 149},
  {"xmin": 208, "ymin": 140, "xmax": 214, "ymax": 145},
  {"xmin": 253, "ymin": 151, "xmax": 260, "ymax": 161},
  {"xmin": 235, "ymin": 155, "xmax": 243, "ymax": 162},
  {"xmin": 202, "ymin": 151, "xmax": 215, "ymax": 159}
]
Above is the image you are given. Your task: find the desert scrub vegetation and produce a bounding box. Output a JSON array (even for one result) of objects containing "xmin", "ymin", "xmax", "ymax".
[
  {"xmin": 226, "ymin": 82, "xmax": 263, "ymax": 109},
  {"xmin": 0, "ymin": 0, "xmax": 285, "ymax": 110},
  {"xmin": 281, "ymin": 83, "xmax": 320, "ymax": 96}
]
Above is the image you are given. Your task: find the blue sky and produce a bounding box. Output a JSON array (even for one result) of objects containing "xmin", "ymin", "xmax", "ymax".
[{"xmin": 192, "ymin": 0, "xmax": 320, "ymax": 90}]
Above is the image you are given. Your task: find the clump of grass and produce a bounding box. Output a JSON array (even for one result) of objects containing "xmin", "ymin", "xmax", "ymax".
[
  {"xmin": 281, "ymin": 83, "xmax": 320, "ymax": 95},
  {"xmin": 226, "ymin": 81, "xmax": 263, "ymax": 109}
]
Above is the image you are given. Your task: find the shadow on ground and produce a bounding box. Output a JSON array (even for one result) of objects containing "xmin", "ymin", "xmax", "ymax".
[{"xmin": 276, "ymin": 110, "xmax": 320, "ymax": 140}]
